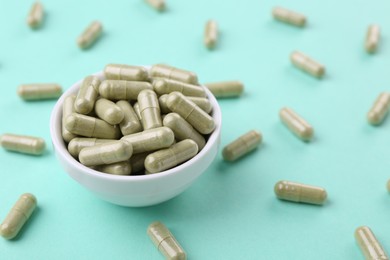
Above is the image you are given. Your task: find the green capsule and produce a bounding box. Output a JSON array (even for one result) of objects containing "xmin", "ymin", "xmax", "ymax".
[
  {"xmin": 98, "ymin": 161, "xmax": 132, "ymax": 175},
  {"xmin": 204, "ymin": 81, "xmax": 244, "ymax": 98},
  {"xmin": 159, "ymin": 94, "xmax": 212, "ymax": 114},
  {"xmin": 77, "ymin": 21, "xmax": 102, "ymax": 49},
  {"xmin": 222, "ymin": 130, "xmax": 261, "ymax": 161},
  {"xmin": 129, "ymin": 152, "xmax": 149, "ymax": 173},
  {"xmin": 150, "ymin": 64, "xmax": 198, "ymax": 85},
  {"xmin": 27, "ymin": 1, "xmax": 44, "ymax": 29},
  {"xmin": 17, "ymin": 84, "xmax": 62, "ymax": 101},
  {"xmin": 74, "ymin": 76, "xmax": 101, "ymax": 114},
  {"xmin": 62, "ymin": 95, "xmax": 77, "ymax": 142},
  {"xmin": 104, "ymin": 64, "xmax": 149, "ymax": 81},
  {"xmin": 99, "ymin": 80, "xmax": 153, "ymax": 100},
  {"xmin": 0, "ymin": 134, "xmax": 45, "ymax": 155},
  {"xmin": 116, "ymin": 101, "xmax": 143, "ymax": 135},
  {"xmin": 67, "ymin": 137, "xmax": 113, "ymax": 158},
  {"xmin": 153, "ymin": 78, "xmax": 206, "ymax": 97},
  {"xmin": 138, "ymin": 89, "xmax": 162, "ymax": 130},
  {"xmin": 274, "ymin": 180, "xmax": 327, "ymax": 205},
  {"xmin": 94, "ymin": 98, "xmax": 124, "ymax": 125}
]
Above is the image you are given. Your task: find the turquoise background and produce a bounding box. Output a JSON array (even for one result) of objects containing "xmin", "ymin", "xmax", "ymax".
[{"xmin": 1, "ymin": 0, "xmax": 390, "ymax": 259}]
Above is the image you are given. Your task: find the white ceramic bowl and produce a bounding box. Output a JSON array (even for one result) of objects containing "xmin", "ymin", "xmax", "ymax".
[{"xmin": 50, "ymin": 71, "xmax": 222, "ymax": 207}]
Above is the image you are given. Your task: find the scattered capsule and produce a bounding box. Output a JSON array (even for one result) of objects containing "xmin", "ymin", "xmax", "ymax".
[
  {"xmin": 163, "ymin": 113, "xmax": 206, "ymax": 150},
  {"xmin": 65, "ymin": 113, "xmax": 121, "ymax": 139},
  {"xmin": 99, "ymin": 80, "xmax": 153, "ymax": 100},
  {"xmin": 27, "ymin": 1, "xmax": 44, "ymax": 29},
  {"xmin": 274, "ymin": 180, "xmax": 327, "ymax": 205},
  {"xmin": 204, "ymin": 81, "xmax": 244, "ymax": 98},
  {"xmin": 97, "ymin": 161, "xmax": 132, "ymax": 175},
  {"xmin": 77, "ymin": 21, "xmax": 102, "ymax": 49},
  {"xmin": 0, "ymin": 134, "xmax": 45, "ymax": 155},
  {"xmin": 355, "ymin": 226, "xmax": 389, "ymax": 260},
  {"xmin": 17, "ymin": 84, "xmax": 62, "ymax": 101},
  {"xmin": 79, "ymin": 140, "xmax": 133, "ymax": 166},
  {"xmin": 62, "ymin": 95, "xmax": 77, "ymax": 142},
  {"xmin": 121, "ymin": 127, "xmax": 174, "ymax": 154},
  {"xmin": 204, "ymin": 20, "xmax": 218, "ymax": 49},
  {"xmin": 129, "ymin": 152, "xmax": 149, "ymax": 173},
  {"xmin": 147, "ymin": 221, "xmax": 186, "ymax": 260},
  {"xmin": 145, "ymin": 0, "xmax": 165, "ymax": 11},
  {"xmin": 272, "ymin": 7, "xmax": 306, "ymax": 27},
  {"xmin": 367, "ymin": 93, "xmax": 390, "ymax": 125},
  {"xmin": 0, "ymin": 193, "xmax": 37, "ymax": 240},
  {"xmin": 138, "ymin": 89, "xmax": 162, "ymax": 130},
  {"xmin": 116, "ymin": 101, "xmax": 143, "ymax": 135},
  {"xmin": 104, "ymin": 64, "xmax": 149, "ymax": 81},
  {"xmin": 222, "ymin": 130, "xmax": 262, "ymax": 162},
  {"xmin": 67, "ymin": 138, "xmax": 113, "ymax": 158},
  {"xmin": 365, "ymin": 25, "xmax": 380, "ymax": 53},
  {"xmin": 280, "ymin": 107, "xmax": 314, "ymax": 141},
  {"xmin": 150, "ymin": 64, "xmax": 199, "ymax": 85},
  {"xmin": 290, "ymin": 51, "xmax": 325, "ymax": 78},
  {"xmin": 153, "ymin": 78, "xmax": 206, "ymax": 97},
  {"xmin": 94, "ymin": 98, "xmax": 124, "ymax": 125},
  {"xmin": 74, "ymin": 76, "xmax": 101, "ymax": 114}
]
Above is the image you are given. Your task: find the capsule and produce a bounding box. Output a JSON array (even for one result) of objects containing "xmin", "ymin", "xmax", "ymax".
[
  {"xmin": 163, "ymin": 113, "xmax": 206, "ymax": 150},
  {"xmin": 272, "ymin": 7, "xmax": 306, "ymax": 27},
  {"xmin": 0, "ymin": 134, "xmax": 45, "ymax": 155},
  {"xmin": 129, "ymin": 152, "xmax": 149, "ymax": 173},
  {"xmin": 104, "ymin": 64, "xmax": 149, "ymax": 81},
  {"xmin": 0, "ymin": 193, "xmax": 37, "ymax": 240},
  {"xmin": 99, "ymin": 80, "xmax": 153, "ymax": 100},
  {"xmin": 121, "ymin": 127, "xmax": 174, "ymax": 154},
  {"xmin": 166, "ymin": 92, "xmax": 215, "ymax": 134},
  {"xmin": 367, "ymin": 93, "xmax": 390, "ymax": 125},
  {"xmin": 133, "ymin": 102, "xmax": 142, "ymax": 121},
  {"xmin": 62, "ymin": 95, "xmax": 77, "ymax": 142},
  {"xmin": 222, "ymin": 130, "xmax": 262, "ymax": 162},
  {"xmin": 17, "ymin": 84, "xmax": 62, "ymax": 101},
  {"xmin": 67, "ymin": 138, "xmax": 113, "ymax": 158},
  {"xmin": 138, "ymin": 90, "xmax": 162, "ymax": 130},
  {"xmin": 365, "ymin": 25, "xmax": 380, "ymax": 53},
  {"xmin": 94, "ymin": 98, "xmax": 124, "ymax": 125},
  {"xmin": 159, "ymin": 94, "xmax": 212, "ymax": 114},
  {"xmin": 144, "ymin": 0, "xmax": 165, "ymax": 11},
  {"xmin": 280, "ymin": 107, "xmax": 314, "ymax": 141},
  {"xmin": 74, "ymin": 76, "xmax": 101, "ymax": 114},
  {"xmin": 204, "ymin": 81, "xmax": 244, "ymax": 98},
  {"xmin": 204, "ymin": 20, "xmax": 218, "ymax": 49},
  {"xmin": 145, "ymin": 139, "xmax": 198, "ymax": 173},
  {"xmin": 274, "ymin": 180, "xmax": 327, "ymax": 205},
  {"xmin": 77, "ymin": 21, "xmax": 102, "ymax": 49},
  {"xmin": 147, "ymin": 221, "xmax": 186, "ymax": 260},
  {"xmin": 27, "ymin": 1, "xmax": 44, "ymax": 29},
  {"xmin": 290, "ymin": 51, "xmax": 325, "ymax": 78},
  {"xmin": 150, "ymin": 64, "xmax": 199, "ymax": 85},
  {"xmin": 153, "ymin": 78, "xmax": 206, "ymax": 97},
  {"xmin": 355, "ymin": 226, "xmax": 389, "ymax": 260},
  {"xmin": 116, "ymin": 101, "xmax": 143, "ymax": 135},
  {"xmin": 79, "ymin": 140, "xmax": 133, "ymax": 166},
  {"xmin": 97, "ymin": 161, "xmax": 132, "ymax": 175},
  {"xmin": 65, "ymin": 113, "xmax": 121, "ymax": 139}
]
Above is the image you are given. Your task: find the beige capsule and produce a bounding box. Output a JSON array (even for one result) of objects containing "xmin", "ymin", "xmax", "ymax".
[
  {"xmin": 97, "ymin": 161, "xmax": 132, "ymax": 175},
  {"xmin": 145, "ymin": 0, "xmax": 165, "ymax": 11},
  {"xmin": 18, "ymin": 84, "xmax": 62, "ymax": 101},
  {"xmin": 355, "ymin": 226, "xmax": 389, "ymax": 260},
  {"xmin": 67, "ymin": 137, "xmax": 113, "ymax": 158},
  {"xmin": 121, "ymin": 127, "xmax": 174, "ymax": 154},
  {"xmin": 99, "ymin": 80, "xmax": 153, "ymax": 100},
  {"xmin": 147, "ymin": 221, "xmax": 186, "ymax": 260},
  {"xmin": 27, "ymin": 1, "xmax": 44, "ymax": 29},
  {"xmin": 129, "ymin": 152, "xmax": 149, "ymax": 173},
  {"xmin": 150, "ymin": 64, "xmax": 199, "ymax": 85},
  {"xmin": 365, "ymin": 25, "xmax": 380, "ymax": 53},
  {"xmin": 77, "ymin": 21, "xmax": 102, "ymax": 49},
  {"xmin": 0, "ymin": 134, "xmax": 45, "ymax": 155},
  {"xmin": 94, "ymin": 98, "xmax": 125, "ymax": 125},
  {"xmin": 145, "ymin": 139, "xmax": 198, "ymax": 173},
  {"xmin": 159, "ymin": 94, "xmax": 212, "ymax": 114},
  {"xmin": 62, "ymin": 95, "xmax": 77, "ymax": 142},
  {"xmin": 74, "ymin": 76, "xmax": 101, "ymax": 114},
  {"xmin": 367, "ymin": 93, "xmax": 390, "ymax": 125},
  {"xmin": 274, "ymin": 180, "xmax": 327, "ymax": 205},
  {"xmin": 163, "ymin": 113, "xmax": 206, "ymax": 150},
  {"xmin": 79, "ymin": 140, "xmax": 133, "ymax": 166},
  {"xmin": 116, "ymin": 101, "xmax": 143, "ymax": 135},
  {"xmin": 290, "ymin": 51, "xmax": 325, "ymax": 78},
  {"xmin": 153, "ymin": 78, "xmax": 206, "ymax": 97},
  {"xmin": 272, "ymin": 7, "xmax": 306, "ymax": 27},
  {"xmin": 104, "ymin": 64, "xmax": 149, "ymax": 81},
  {"xmin": 138, "ymin": 89, "xmax": 162, "ymax": 130},
  {"xmin": 280, "ymin": 107, "xmax": 314, "ymax": 141},
  {"xmin": 133, "ymin": 102, "xmax": 143, "ymax": 120},
  {"xmin": 166, "ymin": 92, "xmax": 215, "ymax": 134},
  {"xmin": 222, "ymin": 130, "xmax": 262, "ymax": 162},
  {"xmin": 158, "ymin": 94, "xmax": 171, "ymax": 114},
  {"xmin": 0, "ymin": 193, "xmax": 37, "ymax": 240},
  {"xmin": 65, "ymin": 113, "xmax": 121, "ymax": 139},
  {"xmin": 204, "ymin": 20, "xmax": 218, "ymax": 49},
  {"xmin": 204, "ymin": 81, "xmax": 244, "ymax": 98}
]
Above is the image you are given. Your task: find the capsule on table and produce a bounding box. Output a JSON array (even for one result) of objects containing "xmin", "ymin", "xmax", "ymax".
[
  {"xmin": 104, "ymin": 64, "xmax": 149, "ymax": 81},
  {"xmin": 116, "ymin": 101, "xmax": 142, "ymax": 135},
  {"xmin": 204, "ymin": 20, "xmax": 218, "ymax": 49},
  {"xmin": 67, "ymin": 137, "xmax": 113, "ymax": 158},
  {"xmin": 74, "ymin": 76, "xmax": 101, "ymax": 114},
  {"xmin": 222, "ymin": 130, "xmax": 262, "ymax": 162},
  {"xmin": 145, "ymin": 0, "xmax": 165, "ymax": 11},
  {"xmin": 0, "ymin": 193, "xmax": 37, "ymax": 240},
  {"xmin": 280, "ymin": 107, "xmax": 314, "ymax": 141},
  {"xmin": 150, "ymin": 64, "xmax": 199, "ymax": 85},
  {"xmin": 367, "ymin": 93, "xmax": 390, "ymax": 125},
  {"xmin": 121, "ymin": 127, "xmax": 174, "ymax": 153},
  {"xmin": 153, "ymin": 78, "xmax": 206, "ymax": 97},
  {"xmin": 290, "ymin": 51, "xmax": 325, "ymax": 78},
  {"xmin": 163, "ymin": 113, "xmax": 206, "ymax": 150},
  {"xmin": 274, "ymin": 180, "xmax": 327, "ymax": 205},
  {"xmin": 147, "ymin": 221, "xmax": 186, "ymax": 260},
  {"xmin": 17, "ymin": 84, "xmax": 62, "ymax": 101},
  {"xmin": 204, "ymin": 81, "xmax": 244, "ymax": 98},
  {"xmin": 27, "ymin": 1, "xmax": 44, "ymax": 29},
  {"xmin": 0, "ymin": 134, "xmax": 45, "ymax": 155},
  {"xmin": 99, "ymin": 80, "xmax": 153, "ymax": 100},
  {"xmin": 355, "ymin": 226, "xmax": 389, "ymax": 260},
  {"xmin": 272, "ymin": 7, "xmax": 306, "ymax": 27},
  {"xmin": 77, "ymin": 21, "xmax": 102, "ymax": 49},
  {"xmin": 166, "ymin": 92, "xmax": 215, "ymax": 134},
  {"xmin": 129, "ymin": 152, "xmax": 149, "ymax": 173},
  {"xmin": 62, "ymin": 95, "xmax": 77, "ymax": 142},
  {"xmin": 65, "ymin": 113, "xmax": 121, "ymax": 139},
  {"xmin": 94, "ymin": 98, "xmax": 124, "ymax": 125},
  {"xmin": 97, "ymin": 161, "xmax": 132, "ymax": 175},
  {"xmin": 365, "ymin": 25, "xmax": 380, "ymax": 53}
]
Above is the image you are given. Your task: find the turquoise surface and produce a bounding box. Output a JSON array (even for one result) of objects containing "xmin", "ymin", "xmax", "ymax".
[{"xmin": 1, "ymin": 0, "xmax": 390, "ymax": 259}]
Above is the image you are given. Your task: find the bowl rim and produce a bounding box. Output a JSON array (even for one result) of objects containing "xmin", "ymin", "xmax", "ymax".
[{"xmin": 49, "ymin": 70, "xmax": 222, "ymax": 183}]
